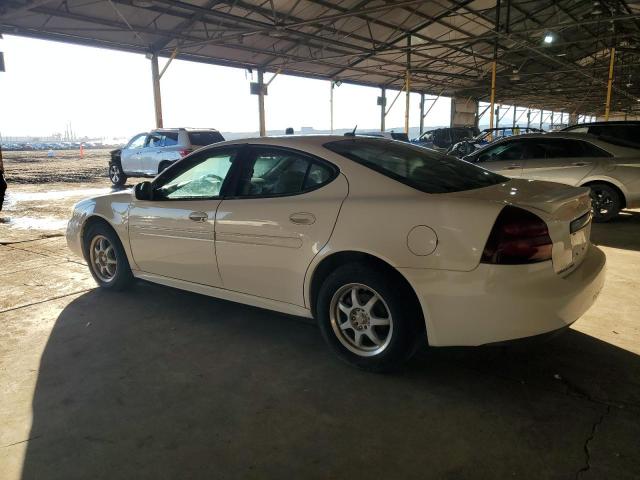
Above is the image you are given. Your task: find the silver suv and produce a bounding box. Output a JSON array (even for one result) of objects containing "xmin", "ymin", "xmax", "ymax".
[{"xmin": 108, "ymin": 128, "xmax": 225, "ymax": 185}]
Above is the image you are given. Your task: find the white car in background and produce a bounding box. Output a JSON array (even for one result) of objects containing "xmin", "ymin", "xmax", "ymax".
[
  {"xmin": 108, "ymin": 128, "xmax": 224, "ymax": 186},
  {"xmin": 463, "ymin": 132, "xmax": 640, "ymax": 221},
  {"xmin": 68, "ymin": 136, "xmax": 605, "ymax": 371}
]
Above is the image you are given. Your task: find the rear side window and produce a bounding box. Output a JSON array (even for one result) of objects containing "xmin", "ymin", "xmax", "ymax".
[
  {"xmin": 237, "ymin": 148, "xmax": 336, "ymax": 197},
  {"xmin": 325, "ymin": 139, "xmax": 506, "ymax": 194},
  {"xmin": 163, "ymin": 132, "xmax": 179, "ymax": 146},
  {"xmin": 188, "ymin": 131, "xmax": 225, "ymax": 146},
  {"xmin": 526, "ymin": 139, "xmax": 587, "ymax": 158},
  {"xmin": 579, "ymin": 141, "xmax": 612, "ymax": 157}
]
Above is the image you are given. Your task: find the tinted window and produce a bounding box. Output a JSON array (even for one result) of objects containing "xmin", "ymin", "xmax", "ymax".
[
  {"xmin": 163, "ymin": 132, "xmax": 179, "ymax": 146},
  {"xmin": 154, "ymin": 149, "xmax": 237, "ymax": 200},
  {"xmin": 325, "ymin": 139, "xmax": 506, "ymax": 194},
  {"xmin": 527, "ymin": 139, "xmax": 587, "ymax": 158},
  {"xmin": 237, "ymin": 148, "xmax": 335, "ymax": 197},
  {"xmin": 477, "ymin": 141, "xmax": 526, "ymax": 162},
  {"xmin": 188, "ymin": 131, "xmax": 225, "ymax": 146}
]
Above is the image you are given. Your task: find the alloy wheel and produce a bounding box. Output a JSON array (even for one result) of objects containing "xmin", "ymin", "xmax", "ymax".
[
  {"xmin": 329, "ymin": 283, "xmax": 393, "ymax": 357},
  {"xmin": 89, "ymin": 235, "xmax": 117, "ymax": 282},
  {"xmin": 109, "ymin": 165, "xmax": 120, "ymax": 183},
  {"xmin": 590, "ymin": 188, "xmax": 613, "ymax": 217}
]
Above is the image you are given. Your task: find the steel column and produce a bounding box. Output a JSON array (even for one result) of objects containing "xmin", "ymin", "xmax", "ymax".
[
  {"xmin": 605, "ymin": 47, "xmax": 616, "ymax": 121},
  {"xmin": 419, "ymin": 94, "xmax": 425, "ymax": 135},
  {"xmin": 380, "ymin": 87, "xmax": 386, "ymax": 132},
  {"xmin": 150, "ymin": 52, "xmax": 163, "ymax": 128},
  {"xmin": 404, "ymin": 37, "xmax": 411, "ymax": 134},
  {"xmin": 258, "ymin": 68, "xmax": 266, "ymax": 137},
  {"xmin": 330, "ymin": 81, "xmax": 334, "ymax": 134}
]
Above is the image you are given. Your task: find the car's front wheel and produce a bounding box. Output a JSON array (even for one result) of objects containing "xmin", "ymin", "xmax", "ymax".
[
  {"xmin": 108, "ymin": 162, "xmax": 127, "ymax": 186},
  {"xmin": 317, "ymin": 263, "xmax": 423, "ymax": 372},
  {"xmin": 83, "ymin": 222, "xmax": 133, "ymax": 290}
]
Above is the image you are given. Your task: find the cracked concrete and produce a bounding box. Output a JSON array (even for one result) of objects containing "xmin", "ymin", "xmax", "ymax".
[{"xmin": 1, "ymin": 182, "xmax": 639, "ymax": 479}]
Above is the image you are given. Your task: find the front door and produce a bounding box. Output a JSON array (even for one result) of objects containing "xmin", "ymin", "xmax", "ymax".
[
  {"xmin": 475, "ymin": 138, "xmax": 526, "ymax": 177},
  {"xmin": 214, "ymin": 146, "xmax": 348, "ymax": 306},
  {"xmin": 128, "ymin": 146, "xmax": 241, "ymax": 286},
  {"xmin": 120, "ymin": 133, "xmax": 147, "ymax": 174}
]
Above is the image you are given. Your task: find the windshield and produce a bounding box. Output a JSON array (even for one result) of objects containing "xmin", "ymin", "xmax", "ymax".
[{"xmin": 324, "ymin": 139, "xmax": 507, "ymax": 194}]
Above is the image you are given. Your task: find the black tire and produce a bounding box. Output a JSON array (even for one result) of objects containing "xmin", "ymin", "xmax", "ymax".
[
  {"xmin": 589, "ymin": 183, "xmax": 621, "ymax": 222},
  {"xmin": 108, "ymin": 162, "xmax": 127, "ymax": 186},
  {"xmin": 316, "ymin": 263, "xmax": 423, "ymax": 372},
  {"xmin": 83, "ymin": 222, "xmax": 134, "ymax": 290}
]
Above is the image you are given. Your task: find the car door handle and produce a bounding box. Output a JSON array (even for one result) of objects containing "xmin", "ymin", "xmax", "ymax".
[
  {"xmin": 189, "ymin": 211, "xmax": 208, "ymax": 222},
  {"xmin": 572, "ymin": 162, "xmax": 590, "ymax": 166},
  {"xmin": 505, "ymin": 164, "xmax": 521, "ymax": 170},
  {"xmin": 289, "ymin": 212, "xmax": 316, "ymax": 225}
]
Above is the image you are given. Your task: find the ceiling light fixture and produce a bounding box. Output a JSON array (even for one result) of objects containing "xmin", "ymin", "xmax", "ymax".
[{"xmin": 544, "ymin": 33, "xmax": 554, "ymax": 44}]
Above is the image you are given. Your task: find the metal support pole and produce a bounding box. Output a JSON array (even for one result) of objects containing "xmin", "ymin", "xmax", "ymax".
[
  {"xmin": 330, "ymin": 81, "xmax": 334, "ymax": 134},
  {"xmin": 489, "ymin": 0, "xmax": 501, "ymax": 131},
  {"xmin": 380, "ymin": 87, "xmax": 386, "ymax": 132},
  {"xmin": 404, "ymin": 37, "xmax": 411, "ymax": 135},
  {"xmin": 527, "ymin": 110, "xmax": 531, "ymax": 129},
  {"xmin": 419, "ymin": 93, "xmax": 425, "ymax": 135},
  {"xmin": 150, "ymin": 53, "xmax": 163, "ymax": 128},
  {"xmin": 605, "ymin": 47, "xmax": 616, "ymax": 121},
  {"xmin": 258, "ymin": 69, "xmax": 266, "ymax": 137},
  {"xmin": 539, "ymin": 109, "xmax": 543, "ymax": 129},
  {"xmin": 550, "ymin": 111, "xmax": 554, "ymax": 129},
  {"xmin": 495, "ymin": 105, "xmax": 500, "ymax": 129},
  {"xmin": 512, "ymin": 105, "xmax": 517, "ymax": 128}
]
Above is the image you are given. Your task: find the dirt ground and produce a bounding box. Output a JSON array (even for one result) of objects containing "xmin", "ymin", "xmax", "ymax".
[{"xmin": 1, "ymin": 153, "xmax": 639, "ymax": 479}]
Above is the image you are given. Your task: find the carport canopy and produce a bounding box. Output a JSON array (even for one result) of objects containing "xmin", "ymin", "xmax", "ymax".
[{"xmin": 2, "ymin": 0, "xmax": 640, "ymax": 124}]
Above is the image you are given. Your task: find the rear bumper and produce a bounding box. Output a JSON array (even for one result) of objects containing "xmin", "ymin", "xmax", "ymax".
[{"xmin": 399, "ymin": 244, "xmax": 606, "ymax": 346}]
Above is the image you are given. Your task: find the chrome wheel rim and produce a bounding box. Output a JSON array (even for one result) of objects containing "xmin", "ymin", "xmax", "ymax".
[
  {"xmin": 89, "ymin": 235, "xmax": 117, "ymax": 282},
  {"xmin": 329, "ymin": 283, "xmax": 393, "ymax": 357},
  {"xmin": 590, "ymin": 188, "xmax": 613, "ymax": 217},
  {"xmin": 109, "ymin": 165, "xmax": 120, "ymax": 183}
]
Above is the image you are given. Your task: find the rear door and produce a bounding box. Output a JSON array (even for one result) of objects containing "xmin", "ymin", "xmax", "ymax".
[
  {"xmin": 474, "ymin": 138, "xmax": 526, "ymax": 176},
  {"xmin": 214, "ymin": 146, "xmax": 348, "ymax": 306},
  {"xmin": 520, "ymin": 138, "xmax": 600, "ymax": 185}
]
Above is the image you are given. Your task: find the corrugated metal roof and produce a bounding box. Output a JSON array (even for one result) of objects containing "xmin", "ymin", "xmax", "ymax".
[{"xmin": 2, "ymin": 0, "xmax": 640, "ymax": 115}]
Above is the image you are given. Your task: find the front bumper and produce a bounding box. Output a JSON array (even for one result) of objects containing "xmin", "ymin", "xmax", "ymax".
[{"xmin": 399, "ymin": 244, "xmax": 606, "ymax": 346}]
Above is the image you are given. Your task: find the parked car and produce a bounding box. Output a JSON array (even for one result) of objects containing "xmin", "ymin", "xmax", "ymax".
[
  {"xmin": 108, "ymin": 128, "xmax": 225, "ymax": 186},
  {"xmin": 463, "ymin": 132, "xmax": 640, "ymax": 221},
  {"xmin": 360, "ymin": 131, "xmax": 410, "ymax": 142},
  {"xmin": 562, "ymin": 121, "xmax": 640, "ymax": 149},
  {"xmin": 449, "ymin": 127, "xmax": 544, "ymax": 157},
  {"xmin": 412, "ymin": 126, "xmax": 479, "ymax": 151},
  {"xmin": 68, "ymin": 136, "xmax": 605, "ymax": 371}
]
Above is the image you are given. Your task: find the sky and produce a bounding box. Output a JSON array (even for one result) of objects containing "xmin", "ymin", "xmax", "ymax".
[{"xmin": 0, "ymin": 35, "xmax": 453, "ymax": 140}]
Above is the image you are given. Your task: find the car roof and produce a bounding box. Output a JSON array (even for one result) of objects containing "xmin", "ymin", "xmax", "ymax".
[
  {"xmin": 151, "ymin": 127, "xmax": 221, "ymax": 133},
  {"xmin": 474, "ymin": 131, "xmax": 639, "ymax": 156},
  {"xmin": 563, "ymin": 121, "xmax": 640, "ymax": 128}
]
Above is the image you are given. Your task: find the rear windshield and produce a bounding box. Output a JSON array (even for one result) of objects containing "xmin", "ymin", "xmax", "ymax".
[
  {"xmin": 324, "ymin": 139, "xmax": 507, "ymax": 193},
  {"xmin": 188, "ymin": 131, "xmax": 225, "ymax": 146}
]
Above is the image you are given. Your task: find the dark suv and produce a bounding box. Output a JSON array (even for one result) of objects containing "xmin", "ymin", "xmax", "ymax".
[{"xmin": 562, "ymin": 121, "xmax": 640, "ymax": 149}]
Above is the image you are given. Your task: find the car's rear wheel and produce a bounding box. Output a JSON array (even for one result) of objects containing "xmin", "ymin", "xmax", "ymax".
[
  {"xmin": 84, "ymin": 222, "xmax": 133, "ymax": 290},
  {"xmin": 158, "ymin": 161, "xmax": 171, "ymax": 174},
  {"xmin": 589, "ymin": 183, "xmax": 621, "ymax": 222},
  {"xmin": 108, "ymin": 162, "xmax": 127, "ymax": 186},
  {"xmin": 317, "ymin": 263, "xmax": 422, "ymax": 372}
]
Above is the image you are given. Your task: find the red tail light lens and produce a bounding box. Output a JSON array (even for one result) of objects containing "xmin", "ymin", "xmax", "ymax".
[
  {"xmin": 481, "ymin": 206, "xmax": 553, "ymax": 264},
  {"xmin": 179, "ymin": 149, "xmax": 192, "ymax": 157}
]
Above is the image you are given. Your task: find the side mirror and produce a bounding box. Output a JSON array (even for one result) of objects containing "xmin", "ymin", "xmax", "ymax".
[{"xmin": 134, "ymin": 181, "xmax": 154, "ymax": 201}]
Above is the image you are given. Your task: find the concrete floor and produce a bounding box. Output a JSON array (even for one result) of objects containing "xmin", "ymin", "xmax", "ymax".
[{"xmin": 1, "ymin": 192, "xmax": 639, "ymax": 479}]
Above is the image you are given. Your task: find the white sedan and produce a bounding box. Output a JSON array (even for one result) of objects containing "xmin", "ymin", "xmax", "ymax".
[{"xmin": 67, "ymin": 136, "xmax": 606, "ymax": 371}]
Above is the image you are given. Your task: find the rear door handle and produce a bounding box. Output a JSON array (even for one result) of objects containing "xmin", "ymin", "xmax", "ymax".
[
  {"xmin": 505, "ymin": 164, "xmax": 521, "ymax": 170},
  {"xmin": 572, "ymin": 162, "xmax": 590, "ymax": 166},
  {"xmin": 189, "ymin": 211, "xmax": 208, "ymax": 222},
  {"xmin": 289, "ymin": 212, "xmax": 316, "ymax": 225}
]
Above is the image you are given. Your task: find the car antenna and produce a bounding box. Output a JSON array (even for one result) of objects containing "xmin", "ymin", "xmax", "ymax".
[{"xmin": 344, "ymin": 125, "xmax": 358, "ymax": 137}]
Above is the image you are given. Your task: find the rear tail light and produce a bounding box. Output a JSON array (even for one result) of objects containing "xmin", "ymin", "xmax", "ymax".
[
  {"xmin": 481, "ymin": 206, "xmax": 553, "ymax": 265},
  {"xmin": 179, "ymin": 148, "xmax": 193, "ymax": 157}
]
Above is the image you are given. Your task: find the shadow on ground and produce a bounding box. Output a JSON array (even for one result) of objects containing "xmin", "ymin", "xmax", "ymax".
[
  {"xmin": 21, "ymin": 283, "xmax": 640, "ymax": 480},
  {"xmin": 591, "ymin": 210, "xmax": 640, "ymax": 252}
]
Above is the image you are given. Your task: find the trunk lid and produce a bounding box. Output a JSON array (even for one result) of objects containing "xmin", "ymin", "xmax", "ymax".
[{"xmin": 450, "ymin": 179, "xmax": 593, "ymax": 275}]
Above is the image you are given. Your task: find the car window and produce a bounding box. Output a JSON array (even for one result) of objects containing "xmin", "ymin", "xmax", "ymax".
[
  {"xmin": 154, "ymin": 149, "xmax": 237, "ymax": 200},
  {"xmin": 127, "ymin": 134, "xmax": 146, "ymax": 150},
  {"xmin": 188, "ymin": 131, "xmax": 225, "ymax": 147},
  {"xmin": 477, "ymin": 141, "xmax": 525, "ymax": 162},
  {"xmin": 163, "ymin": 132, "xmax": 179, "ymax": 147},
  {"xmin": 237, "ymin": 148, "xmax": 335, "ymax": 197},
  {"xmin": 530, "ymin": 139, "xmax": 587, "ymax": 159},
  {"xmin": 324, "ymin": 139, "xmax": 506, "ymax": 194},
  {"xmin": 146, "ymin": 134, "xmax": 163, "ymax": 148}
]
